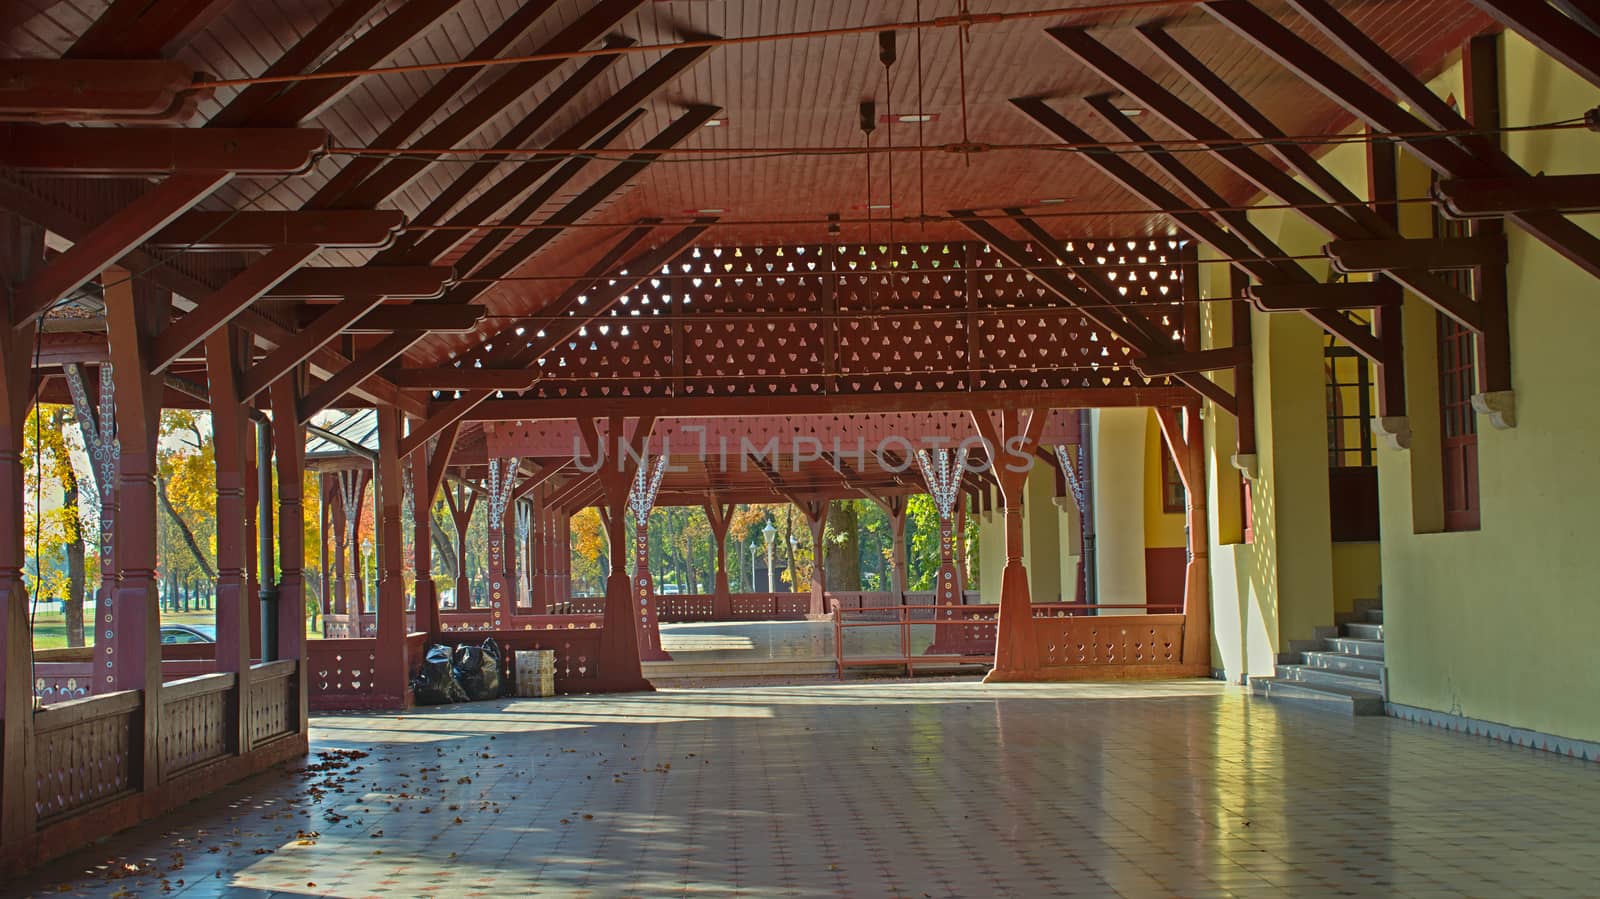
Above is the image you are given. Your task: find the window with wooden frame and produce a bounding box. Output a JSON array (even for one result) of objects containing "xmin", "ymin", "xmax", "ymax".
[
  {"xmin": 1434, "ymin": 176, "xmax": 1481, "ymax": 531},
  {"xmin": 1161, "ymin": 444, "xmax": 1185, "ymax": 514},
  {"xmin": 1325, "ymin": 336, "xmax": 1375, "ymax": 469}
]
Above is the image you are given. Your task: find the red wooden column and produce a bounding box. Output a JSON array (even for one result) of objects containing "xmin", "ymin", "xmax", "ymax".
[
  {"xmin": 373, "ymin": 407, "xmax": 408, "ymax": 707},
  {"xmin": 484, "ymin": 457, "xmax": 517, "ymax": 628},
  {"xmin": 799, "ymin": 500, "xmax": 829, "ymax": 616},
  {"xmin": 105, "ymin": 269, "xmax": 168, "ymax": 790},
  {"xmin": 971, "ymin": 408, "xmax": 1048, "ymax": 681},
  {"xmin": 205, "ymin": 327, "xmax": 254, "ymax": 751},
  {"xmin": 272, "ymin": 381, "xmax": 309, "ymax": 729},
  {"xmin": 1156, "ymin": 407, "xmax": 1213, "ymax": 674},
  {"xmin": 703, "ymin": 499, "xmax": 734, "ymax": 619},
  {"xmin": 627, "ymin": 455, "xmax": 670, "ymax": 660},
  {"xmin": 1, "ymin": 211, "xmax": 43, "ymax": 843},
  {"xmin": 583, "ymin": 415, "xmax": 656, "ymax": 692}
]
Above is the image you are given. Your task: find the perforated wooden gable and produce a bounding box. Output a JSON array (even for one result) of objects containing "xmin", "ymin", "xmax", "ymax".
[{"xmin": 517, "ymin": 237, "xmax": 1189, "ymax": 400}]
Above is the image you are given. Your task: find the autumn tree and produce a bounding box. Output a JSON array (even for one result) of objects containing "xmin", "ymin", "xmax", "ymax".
[
  {"xmin": 569, "ymin": 506, "xmax": 607, "ymax": 595},
  {"xmin": 23, "ymin": 404, "xmax": 89, "ymax": 646}
]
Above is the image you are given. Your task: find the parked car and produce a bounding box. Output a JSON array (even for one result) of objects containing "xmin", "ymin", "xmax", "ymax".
[
  {"xmin": 659, "ymin": 584, "xmax": 681, "ymax": 594},
  {"xmin": 160, "ymin": 623, "xmax": 216, "ymax": 644}
]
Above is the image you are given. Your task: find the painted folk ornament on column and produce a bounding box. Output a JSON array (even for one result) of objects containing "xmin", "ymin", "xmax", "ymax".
[
  {"xmin": 515, "ymin": 499, "xmax": 532, "ymax": 612},
  {"xmin": 917, "ymin": 446, "xmax": 975, "ymax": 656},
  {"xmin": 485, "ymin": 457, "xmax": 518, "ymax": 629},
  {"xmin": 627, "ymin": 454, "xmax": 670, "ymax": 661}
]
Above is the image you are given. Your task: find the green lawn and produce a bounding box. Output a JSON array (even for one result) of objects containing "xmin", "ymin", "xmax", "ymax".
[{"xmin": 30, "ymin": 607, "xmax": 319, "ymax": 650}]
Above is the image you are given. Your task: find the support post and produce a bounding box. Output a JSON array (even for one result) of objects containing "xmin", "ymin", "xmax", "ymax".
[
  {"xmin": 271, "ymin": 379, "xmax": 308, "ymax": 733},
  {"xmin": 627, "ymin": 455, "xmax": 669, "ymax": 660},
  {"xmin": 703, "ymin": 499, "xmax": 734, "ymax": 619},
  {"xmin": 205, "ymin": 326, "xmax": 253, "ymax": 751},
  {"xmin": 373, "ymin": 407, "xmax": 407, "ymax": 707},
  {"xmin": 971, "ymin": 407, "xmax": 1048, "ymax": 680},
  {"xmin": 583, "ymin": 415, "xmax": 656, "ymax": 691},
  {"xmin": 0, "ymin": 211, "xmax": 41, "ymax": 843},
  {"xmin": 484, "ymin": 457, "xmax": 517, "ymax": 628},
  {"xmin": 104, "ymin": 268, "xmax": 166, "ymax": 790}
]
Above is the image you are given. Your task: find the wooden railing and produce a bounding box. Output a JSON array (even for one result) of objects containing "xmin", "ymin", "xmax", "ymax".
[
  {"xmin": 32, "ymin": 690, "xmax": 141, "ymax": 825},
  {"xmin": 1034, "ymin": 612, "xmax": 1186, "ymax": 667},
  {"xmin": 158, "ymin": 672, "xmax": 236, "ymax": 777},
  {"xmin": 246, "ymin": 660, "xmax": 298, "ymax": 746}
]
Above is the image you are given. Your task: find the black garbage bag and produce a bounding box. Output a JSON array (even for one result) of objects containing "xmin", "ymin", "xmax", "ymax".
[
  {"xmin": 411, "ymin": 643, "xmax": 467, "ymax": 705},
  {"xmin": 454, "ymin": 638, "xmax": 503, "ymax": 701}
]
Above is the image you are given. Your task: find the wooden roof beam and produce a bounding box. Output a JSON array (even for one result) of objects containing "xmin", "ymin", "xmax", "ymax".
[
  {"xmin": 298, "ymin": 330, "xmax": 427, "ymax": 421},
  {"xmin": 956, "ymin": 208, "xmax": 1236, "ymax": 414},
  {"xmin": 433, "ymin": 111, "xmax": 646, "ymax": 279},
  {"xmin": 1434, "ymin": 174, "xmax": 1600, "ymax": 218},
  {"xmin": 0, "ymin": 125, "xmax": 326, "ymax": 176},
  {"xmin": 294, "ymin": 304, "xmax": 485, "ymax": 334},
  {"xmin": 151, "ymin": 244, "xmax": 320, "ymax": 372},
  {"xmin": 0, "ymin": 172, "xmax": 422, "ymax": 416},
  {"xmin": 1134, "ymin": 347, "xmax": 1254, "ymax": 377},
  {"xmin": 243, "ymin": 0, "xmax": 470, "ymax": 128},
  {"xmin": 1247, "ymin": 283, "xmax": 1401, "ymax": 312},
  {"xmin": 68, "ymin": 0, "xmax": 234, "ymax": 60},
  {"xmin": 1464, "ymin": 0, "xmax": 1600, "ymax": 88},
  {"xmin": 242, "ymin": 295, "xmax": 385, "ymax": 401},
  {"xmin": 393, "ymin": 40, "xmax": 715, "ymax": 264},
  {"xmin": 445, "ymin": 104, "xmax": 721, "ymax": 294},
  {"xmin": 149, "ymin": 210, "xmax": 407, "ymax": 251},
  {"xmin": 1326, "ymin": 237, "xmax": 1508, "ymax": 272},
  {"xmin": 394, "ymin": 222, "xmax": 710, "ymax": 450},
  {"xmin": 376, "ymin": 35, "xmax": 637, "ymax": 261},
  {"xmin": 11, "ymin": 171, "xmax": 230, "ymax": 328},
  {"xmin": 1011, "ymin": 97, "xmax": 1384, "ymax": 361},
  {"xmin": 462, "ymin": 386, "xmax": 1194, "ymax": 421},
  {"xmin": 0, "ymin": 59, "xmax": 198, "ymax": 122},
  {"xmin": 334, "ymin": 106, "xmax": 714, "ymax": 410},
  {"xmin": 1205, "ymin": 0, "xmax": 1600, "ymax": 279},
  {"xmin": 329, "ymin": 0, "xmax": 644, "ymax": 210},
  {"xmin": 388, "ymin": 368, "xmax": 541, "ymax": 391},
  {"xmin": 208, "ymin": 0, "xmax": 390, "ymax": 127},
  {"xmin": 265, "ymin": 265, "xmax": 454, "ymax": 299},
  {"xmin": 1046, "ymin": 25, "xmax": 1484, "ymax": 332},
  {"xmin": 474, "ymin": 221, "xmax": 660, "ymax": 368}
]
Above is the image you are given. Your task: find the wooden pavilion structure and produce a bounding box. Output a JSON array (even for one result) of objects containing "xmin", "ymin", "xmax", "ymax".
[{"xmin": 3, "ymin": 0, "xmax": 1597, "ymax": 872}]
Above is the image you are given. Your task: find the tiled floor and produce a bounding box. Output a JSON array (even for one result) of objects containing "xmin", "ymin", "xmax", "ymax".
[{"xmin": 18, "ymin": 679, "xmax": 1600, "ymax": 897}]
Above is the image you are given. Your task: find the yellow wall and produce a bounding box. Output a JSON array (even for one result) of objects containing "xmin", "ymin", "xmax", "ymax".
[
  {"xmin": 1021, "ymin": 463, "xmax": 1062, "ymax": 603},
  {"xmin": 976, "ymin": 501, "xmax": 1003, "ymax": 604},
  {"xmin": 1092, "ymin": 407, "xmax": 1148, "ymax": 605},
  {"xmin": 1144, "ymin": 410, "xmax": 1187, "ymax": 549},
  {"xmin": 1376, "ymin": 35, "xmax": 1600, "ymax": 741}
]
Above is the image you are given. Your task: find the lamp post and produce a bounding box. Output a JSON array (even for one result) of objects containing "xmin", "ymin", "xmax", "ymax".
[
  {"xmin": 748, "ymin": 543, "xmax": 761, "ymax": 591},
  {"xmin": 762, "ymin": 522, "xmax": 777, "ymax": 596},
  {"xmin": 787, "ymin": 534, "xmax": 797, "ymax": 591}
]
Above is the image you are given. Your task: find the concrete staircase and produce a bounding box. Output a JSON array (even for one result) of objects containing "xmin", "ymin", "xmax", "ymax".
[{"xmin": 1251, "ymin": 604, "xmax": 1386, "ymax": 715}]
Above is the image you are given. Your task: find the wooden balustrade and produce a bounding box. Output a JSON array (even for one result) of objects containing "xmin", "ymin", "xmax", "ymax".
[
  {"xmin": 31, "ymin": 690, "xmax": 142, "ymax": 826},
  {"xmin": 246, "ymin": 660, "xmax": 299, "ymax": 746},
  {"xmin": 157, "ymin": 673, "xmax": 236, "ymax": 777}
]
